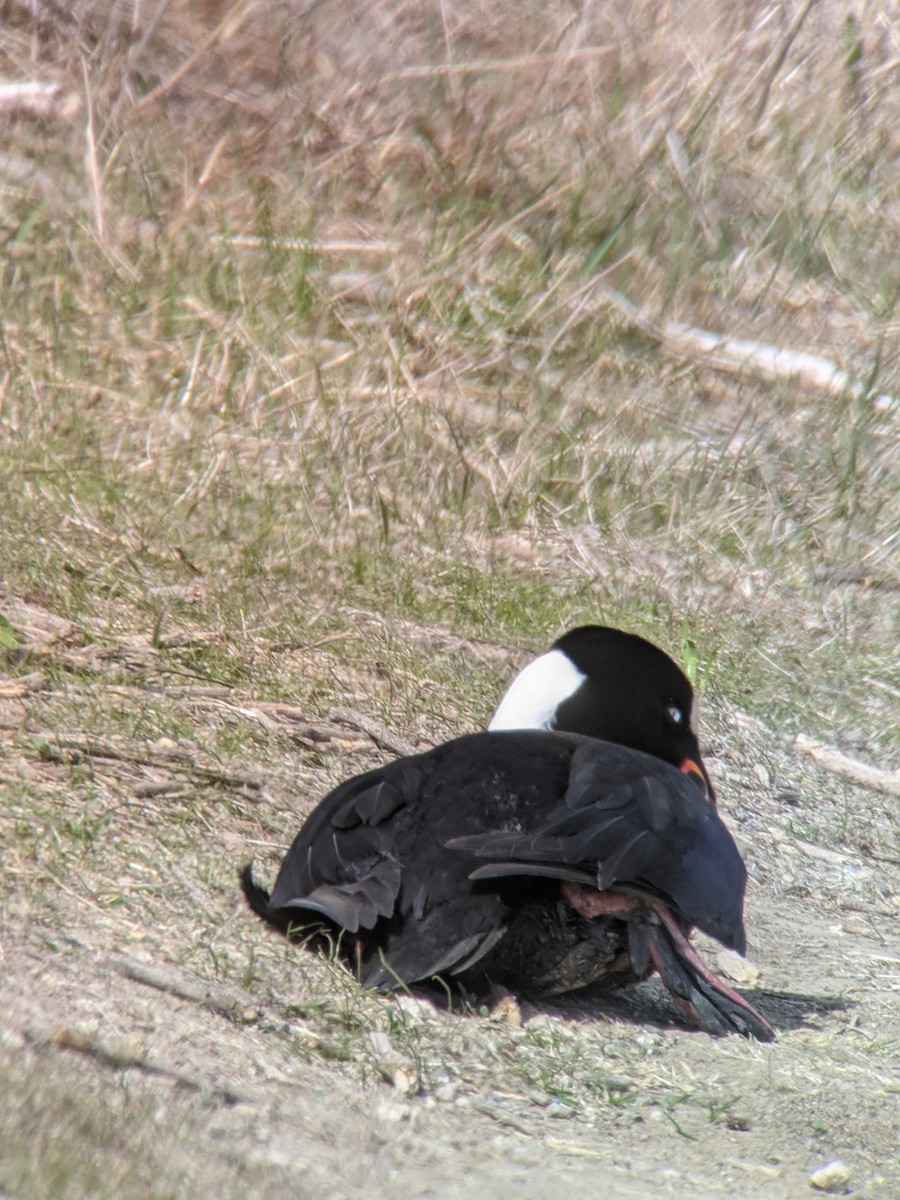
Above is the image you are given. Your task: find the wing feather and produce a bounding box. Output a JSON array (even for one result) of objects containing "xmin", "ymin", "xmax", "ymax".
[
  {"xmin": 360, "ymin": 894, "xmax": 511, "ymax": 989},
  {"xmin": 451, "ymin": 738, "xmax": 747, "ymax": 949}
]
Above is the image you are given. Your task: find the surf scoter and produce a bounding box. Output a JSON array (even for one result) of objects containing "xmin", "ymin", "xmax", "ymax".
[{"xmin": 242, "ymin": 626, "xmax": 774, "ymax": 1040}]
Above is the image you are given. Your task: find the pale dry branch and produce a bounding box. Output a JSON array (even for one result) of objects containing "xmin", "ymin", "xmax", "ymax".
[
  {"xmin": 0, "ymin": 596, "xmax": 78, "ymax": 648},
  {"xmin": 0, "ymin": 80, "xmax": 79, "ymax": 118},
  {"xmin": 108, "ymin": 955, "xmax": 263, "ymax": 1023},
  {"xmin": 0, "ymin": 672, "xmax": 46, "ymax": 697},
  {"xmin": 230, "ymin": 702, "xmax": 364, "ymax": 748},
  {"xmin": 328, "ymin": 706, "xmax": 420, "ymax": 758},
  {"xmin": 23, "ymin": 1021, "xmax": 248, "ymax": 1102},
  {"xmin": 33, "ymin": 732, "xmax": 265, "ymax": 793},
  {"xmin": 792, "ymin": 734, "xmax": 900, "ymax": 799},
  {"xmin": 131, "ymin": 779, "xmax": 190, "ymax": 798},
  {"xmin": 596, "ymin": 287, "xmax": 898, "ymax": 411},
  {"xmin": 214, "ymin": 235, "xmax": 393, "ymax": 256},
  {"xmin": 349, "ymin": 610, "xmax": 525, "ymax": 666},
  {"xmin": 662, "ymin": 323, "xmax": 897, "ymax": 412}
]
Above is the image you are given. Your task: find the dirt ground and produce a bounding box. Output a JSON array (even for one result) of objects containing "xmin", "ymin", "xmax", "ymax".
[
  {"xmin": 4, "ymin": 887, "xmax": 899, "ymax": 1200},
  {"xmin": 2, "ymin": 614, "xmax": 898, "ymax": 1199},
  {"xmin": 1, "ymin": 0, "xmax": 898, "ymax": 1195}
]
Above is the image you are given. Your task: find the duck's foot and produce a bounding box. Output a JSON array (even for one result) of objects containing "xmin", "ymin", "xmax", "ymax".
[
  {"xmin": 641, "ymin": 902, "xmax": 776, "ymax": 1041},
  {"xmin": 560, "ymin": 882, "xmax": 776, "ymax": 1041}
]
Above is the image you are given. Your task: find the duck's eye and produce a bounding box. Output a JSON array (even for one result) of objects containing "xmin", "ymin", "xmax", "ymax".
[{"xmin": 665, "ymin": 703, "xmax": 686, "ymax": 728}]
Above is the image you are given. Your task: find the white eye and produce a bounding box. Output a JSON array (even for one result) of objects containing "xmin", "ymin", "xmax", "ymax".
[{"xmin": 665, "ymin": 704, "xmax": 686, "ymax": 728}]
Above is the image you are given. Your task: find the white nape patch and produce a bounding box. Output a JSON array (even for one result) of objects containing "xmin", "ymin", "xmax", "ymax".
[{"xmin": 489, "ymin": 649, "xmax": 587, "ymax": 731}]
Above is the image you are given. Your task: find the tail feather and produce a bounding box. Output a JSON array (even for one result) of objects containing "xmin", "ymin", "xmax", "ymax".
[{"xmin": 240, "ymin": 865, "xmax": 297, "ymax": 937}]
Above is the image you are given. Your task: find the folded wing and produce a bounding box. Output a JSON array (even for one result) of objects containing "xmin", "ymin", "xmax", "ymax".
[{"xmin": 449, "ymin": 740, "xmax": 748, "ymax": 952}]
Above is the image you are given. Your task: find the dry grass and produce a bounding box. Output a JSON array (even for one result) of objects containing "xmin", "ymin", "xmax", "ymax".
[{"xmin": 1, "ymin": 1, "xmax": 899, "ymax": 1196}]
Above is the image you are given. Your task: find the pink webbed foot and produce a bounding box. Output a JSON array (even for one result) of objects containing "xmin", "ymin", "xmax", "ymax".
[{"xmin": 560, "ymin": 882, "xmax": 775, "ymax": 1041}]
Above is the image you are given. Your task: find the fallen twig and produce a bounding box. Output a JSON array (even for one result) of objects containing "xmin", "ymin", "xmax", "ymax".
[
  {"xmin": 108, "ymin": 955, "xmax": 262, "ymax": 1023},
  {"xmin": 233, "ymin": 701, "xmax": 346, "ymax": 742},
  {"xmin": 349, "ymin": 608, "xmax": 525, "ymax": 665},
  {"xmin": 23, "ymin": 1022, "xmax": 247, "ymax": 1101},
  {"xmin": 33, "ymin": 732, "xmax": 264, "ymax": 793},
  {"xmin": 383, "ymin": 44, "xmax": 616, "ymax": 81},
  {"xmin": 213, "ymin": 235, "xmax": 392, "ymax": 255},
  {"xmin": 131, "ymin": 780, "xmax": 190, "ymax": 798},
  {"xmin": 34, "ymin": 733, "xmax": 188, "ymax": 768},
  {"xmin": 662, "ymin": 322, "xmax": 897, "ymax": 413},
  {"xmin": 792, "ymin": 734, "xmax": 900, "ymax": 798},
  {"xmin": 598, "ymin": 287, "xmax": 897, "ymax": 412},
  {"xmin": 328, "ymin": 707, "xmax": 420, "ymax": 758}
]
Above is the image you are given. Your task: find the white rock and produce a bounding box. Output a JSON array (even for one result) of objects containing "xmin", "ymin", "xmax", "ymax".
[
  {"xmin": 366, "ymin": 1030, "xmax": 394, "ymax": 1058},
  {"xmin": 809, "ymin": 1160, "xmax": 851, "ymax": 1192},
  {"xmin": 716, "ymin": 948, "xmax": 761, "ymax": 985}
]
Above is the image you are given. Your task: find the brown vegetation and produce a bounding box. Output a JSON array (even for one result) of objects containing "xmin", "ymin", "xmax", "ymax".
[{"xmin": 1, "ymin": 1, "xmax": 897, "ymax": 1196}]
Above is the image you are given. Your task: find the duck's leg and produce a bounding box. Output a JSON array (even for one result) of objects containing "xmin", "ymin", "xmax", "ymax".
[
  {"xmin": 560, "ymin": 883, "xmax": 636, "ymax": 919},
  {"xmin": 641, "ymin": 898, "xmax": 775, "ymax": 1041},
  {"xmin": 560, "ymin": 882, "xmax": 775, "ymax": 1041}
]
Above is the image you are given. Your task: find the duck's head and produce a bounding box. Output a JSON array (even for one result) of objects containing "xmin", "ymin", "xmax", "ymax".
[{"xmin": 489, "ymin": 625, "xmax": 714, "ymax": 802}]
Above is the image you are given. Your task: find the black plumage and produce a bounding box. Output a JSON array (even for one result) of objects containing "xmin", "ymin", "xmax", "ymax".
[{"xmin": 242, "ymin": 626, "xmax": 775, "ymax": 1040}]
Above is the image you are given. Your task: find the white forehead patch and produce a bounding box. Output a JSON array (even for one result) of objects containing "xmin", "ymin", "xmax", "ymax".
[{"xmin": 489, "ymin": 649, "xmax": 587, "ymax": 731}]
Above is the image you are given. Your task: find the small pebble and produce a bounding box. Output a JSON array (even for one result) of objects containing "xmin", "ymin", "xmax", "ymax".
[
  {"xmin": 716, "ymin": 949, "xmax": 761, "ymax": 986},
  {"xmin": 389, "ymin": 1066, "xmax": 416, "ymax": 1094},
  {"xmin": 393, "ymin": 994, "xmax": 437, "ymax": 1023},
  {"xmin": 366, "ymin": 1031, "xmax": 394, "ymax": 1058},
  {"xmin": 809, "ymin": 1159, "xmax": 851, "ymax": 1192},
  {"xmin": 489, "ymin": 994, "xmax": 522, "ymax": 1025}
]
